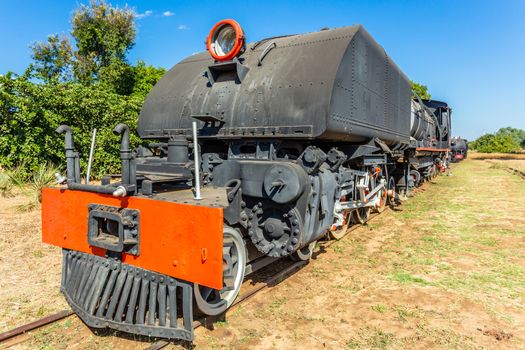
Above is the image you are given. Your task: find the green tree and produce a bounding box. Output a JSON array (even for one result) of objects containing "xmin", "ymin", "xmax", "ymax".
[
  {"xmin": 411, "ymin": 81, "xmax": 431, "ymax": 100},
  {"xmin": 72, "ymin": 0, "xmax": 136, "ymax": 88},
  {"xmin": 469, "ymin": 133, "xmax": 521, "ymax": 153},
  {"xmin": 495, "ymin": 127, "xmax": 525, "ymax": 147},
  {"xmin": 30, "ymin": 0, "xmax": 137, "ymax": 93},
  {"xmin": 131, "ymin": 61, "xmax": 166, "ymax": 98},
  {"xmin": 30, "ymin": 34, "xmax": 73, "ymax": 82},
  {"xmin": 1, "ymin": 1, "xmax": 166, "ymax": 177},
  {"xmin": 0, "ymin": 73, "xmax": 143, "ymax": 176}
]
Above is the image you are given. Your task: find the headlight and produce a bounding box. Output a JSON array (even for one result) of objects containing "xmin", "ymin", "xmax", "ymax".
[{"xmin": 206, "ymin": 19, "xmax": 245, "ymax": 61}]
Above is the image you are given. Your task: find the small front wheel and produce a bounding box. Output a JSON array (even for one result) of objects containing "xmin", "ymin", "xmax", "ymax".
[{"xmin": 194, "ymin": 226, "xmax": 246, "ymax": 316}]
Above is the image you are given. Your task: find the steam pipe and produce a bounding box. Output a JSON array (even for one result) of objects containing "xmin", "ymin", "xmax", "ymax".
[
  {"xmin": 68, "ymin": 182, "xmax": 117, "ymax": 195},
  {"xmin": 113, "ymin": 123, "xmax": 130, "ymax": 152},
  {"xmin": 56, "ymin": 125, "xmax": 80, "ymax": 184},
  {"xmin": 113, "ymin": 123, "xmax": 132, "ymax": 188}
]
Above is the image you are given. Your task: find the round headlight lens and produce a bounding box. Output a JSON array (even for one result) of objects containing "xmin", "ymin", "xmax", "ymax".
[
  {"xmin": 213, "ymin": 25, "xmax": 236, "ymax": 56},
  {"xmin": 206, "ymin": 19, "xmax": 245, "ymax": 61}
]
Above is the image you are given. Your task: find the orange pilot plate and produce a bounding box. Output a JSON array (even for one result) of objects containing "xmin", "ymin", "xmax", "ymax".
[{"xmin": 41, "ymin": 187, "xmax": 224, "ymax": 290}]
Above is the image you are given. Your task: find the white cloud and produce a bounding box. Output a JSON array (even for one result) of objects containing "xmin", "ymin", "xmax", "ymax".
[
  {"xmin": 177, "ymin": 24, "xmax": 189, "ymax": 30},
  {"xmin": 135, "ymin": 10, "xmax": 153, "ymax": 19},
  {"xmin": 163, "ymin": 11, "xmax": 175, "ymax": 17}
]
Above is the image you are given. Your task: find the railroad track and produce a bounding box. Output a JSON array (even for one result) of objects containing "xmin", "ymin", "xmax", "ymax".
[
  {"xmin": 506, "ymin": 167, "xmax": 525, "ymax": 179},
  {"xmin": 144, "ymin": 210, "xmax": 383, "ymax": 350},
  {"xmin": 0, "ymin": 211, "xmax": 383, "ymax": 349},
  {"xmin": 485, "ymin": 160, "xmax": 525, "ymax": 180},
  {"xmin": 0, "ymin": 310, "xmax": 74, "ymax": 347}
]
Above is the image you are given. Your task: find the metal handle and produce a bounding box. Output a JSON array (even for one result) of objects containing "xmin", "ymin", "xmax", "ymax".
[
  {"xmin": 258, "ymin": 41, "xmax": 276, "ymax": 66},
  {"xmin": 86, "ymin": 128, "xmax": 97, "ymax": 184},
  {"xmin": 192, "ymin": 121, "xmax": 202, "ymax": 200}
]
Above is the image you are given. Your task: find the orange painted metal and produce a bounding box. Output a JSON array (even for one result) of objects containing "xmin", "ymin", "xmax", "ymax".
[
  {"xmin": 41, "ymin": 187, "xmax": 224, "ymax": 290},
  {"xmin": 206, "ymin": 19, "xmax": 245, "ymax": 61}
]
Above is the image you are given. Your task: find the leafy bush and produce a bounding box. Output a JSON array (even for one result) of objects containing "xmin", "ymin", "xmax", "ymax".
[
  {"xmin": 0, "ymin": 1, "xmax": 166, "ymax": 179},
  {"xmin": 0, "ymin": 74, "xmax": 146, "ymax": 178},
  {"xmin": 495, "ymin": 127, "xmax": 525, "ymax": 148},
  {"xmin": 411, "ymin": 81, "xmax": 431, "ymax": 100},
  {"xmin": 469, "ymin": 131, "xmax": 522, "ymax": 153}
]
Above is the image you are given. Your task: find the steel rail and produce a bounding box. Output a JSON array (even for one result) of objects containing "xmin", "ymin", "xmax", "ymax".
[
  {"xmin": 0, "ymin": 309, "xmax": 74, "ymax": 343},
  {"xmin": 144, "ymin": 260, "xmax": 308, "ymax": 350},
  {"xmin": 143, "ymin": 210, "xmax": 384, "ymax": 350}
]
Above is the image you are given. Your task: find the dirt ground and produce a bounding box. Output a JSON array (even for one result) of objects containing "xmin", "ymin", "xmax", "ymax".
[
  {"xmin": 0, "ymin": 192, "xmax": 68, "ymax": 333},
  {"xmin": 1, "ymin": 157, "xmax": 524, "ymax": 349}
]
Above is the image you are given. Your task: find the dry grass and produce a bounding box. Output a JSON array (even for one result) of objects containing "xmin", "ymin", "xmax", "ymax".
[
  {"xmin": 1, "ymin": 159, "xmax": 524, "ymax": 349},
  {"xmin": 487, "ymin": 159, "xmax": 525, "ymax": 173},
  {"xmin": 4, "ymin": 163, "xmax": 60, "ymax": 211},
  {"xmin": 0, "ymin": 190, "xmax": 67, "ymax": 333},
  {"xmin": 189, "ymin": 159, "xmax": 525, "ymax": 349},
  {"xmin": 469, "ymin": 152, "xmax": 525, "ymax": 160}
]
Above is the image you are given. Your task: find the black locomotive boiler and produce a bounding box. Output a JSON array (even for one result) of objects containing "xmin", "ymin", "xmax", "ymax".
[{"xmin": 42, "ymin": 20, "xmax": 453, "ymax": 341}]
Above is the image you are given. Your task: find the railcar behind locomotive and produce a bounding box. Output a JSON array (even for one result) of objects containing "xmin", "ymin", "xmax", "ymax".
[{"xmin": 41, "ymin": 20, "xmax": 453, "ymax": 341}]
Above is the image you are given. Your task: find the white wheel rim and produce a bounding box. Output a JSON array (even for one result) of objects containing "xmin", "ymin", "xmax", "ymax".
[{"xmin": 194, "ymin": 227, "xmax": 246, "ymax": 315}]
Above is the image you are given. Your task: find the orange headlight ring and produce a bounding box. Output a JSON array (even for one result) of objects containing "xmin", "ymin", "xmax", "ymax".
[{"xmin": 206, "ymin": 19, "xmax": 245, "ymax": 61}]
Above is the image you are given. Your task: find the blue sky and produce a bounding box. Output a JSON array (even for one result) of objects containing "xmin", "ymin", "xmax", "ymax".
[{"xmin": 1, "ymin": 0, "xmax": 524, "ymax": 140}]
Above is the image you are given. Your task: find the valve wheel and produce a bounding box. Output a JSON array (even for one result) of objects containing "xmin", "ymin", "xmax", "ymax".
[{"xmin": 194, "ymin": 226, "xmax": 246, "ymax": 316}]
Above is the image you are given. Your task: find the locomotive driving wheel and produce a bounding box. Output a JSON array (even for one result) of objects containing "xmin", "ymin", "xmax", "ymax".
[
  {"xmin": 386, "ymin": 176, "xmax": 396, "ymax": 205},
  {"xmin": 410, "ymin": 170, "xmax": 421, "ymax": 188},
  {"xmin": 194, "ymin": 226, "xmax": 246, "ymax": 316},
  {"xmin": 328, "ymin": 212, "xmax": 350, "ymax": 240},
  {"xmin": 328, "ymin": 194, "xmax": 351, "ymax": 240},
  {"xmin": 376, "ymin": 185, "xmax": 388, "ymax": 213},
  {"xmin": 352, "ymin": 174, "xmax": 372, "ymax": 224},
  {"xmin": 352, "ymin": 205, "xmax": 371, "ymax": 224}
]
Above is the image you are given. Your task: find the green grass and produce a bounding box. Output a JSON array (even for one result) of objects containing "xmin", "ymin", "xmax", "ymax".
[
  {"xmin": 390, "ymin": 270, "xmax": 432, "ymax": 286},
  {"xmin": 347, "ymin": 327, "xmax": 395, "ymax": 349},
  {"xmin": 333, "ymin": 244, "xmax": 344, "ymax": 254},
  {"xmin": 268, "ymin": 297, "xmax": 288, "ymax": 314},
  {"xmin": 2, "ymin": 162, "xmax": 61, "ymax": 211},
  {"xmin": 370, "ymin": 304, "xmax": 387, "ymax": 313}
]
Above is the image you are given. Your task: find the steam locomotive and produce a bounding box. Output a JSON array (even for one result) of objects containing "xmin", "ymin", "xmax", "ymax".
[
  {"xmin": 450, "ymin": 137, "xmax": 468, "ymax": 162},
  {"xmin": 41, "ymin": 20, "xmax": 452, "ymax": 341}
]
